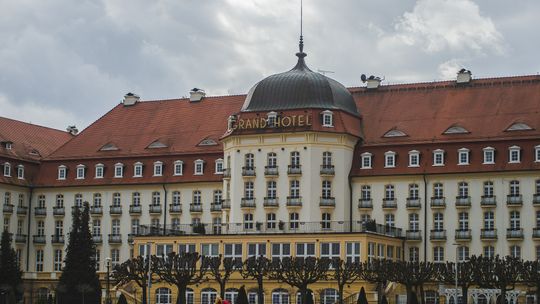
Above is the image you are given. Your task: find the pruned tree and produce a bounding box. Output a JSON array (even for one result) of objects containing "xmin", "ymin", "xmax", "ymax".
[
  {"xmin": 242, "ymin": 256, "xmax": 272, "ymax": 304},
  {"xmin": 152, "ymin": 252, "xmax": 206, "ymax": 304},
  {"xmin": 0, "ymin": 230, "xmax": 23, "ymax": 302},
  {"xmin": 112, "ymin": 256, "xmax": 154, "ymax": 304},
  {"xmin": 330, "ymin": 259, "xmax": 363, "ymax": 304},
  {"xmin": 473, "ymin": 255, "xmax": 524, "ymax": 304},
  {"xmin": 203, "ymin": 254, "xmax": 237, "ymax": 298},
  {"xmin": 270, "ymin": 257, "xmax": 330, "ymax": 304},
  {"xmin": 522, "ymin": 260, "xmax": 540, "ymax": 304},
  {"xmin": 390, "ymin": 261, "xmax": 435, "ymax": 304},
  {"xmin": 437, "ymin": 256, "xmax": 478, "ymax": 304},
  {"xmin": 361, "ymin": 259, "xmax": 391, "ymax": 304}
]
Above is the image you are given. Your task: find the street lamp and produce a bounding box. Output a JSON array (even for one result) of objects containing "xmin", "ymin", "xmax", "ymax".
[{"xmin": 106, "ymin": 257, "xmax": 112, "ymax": 304}]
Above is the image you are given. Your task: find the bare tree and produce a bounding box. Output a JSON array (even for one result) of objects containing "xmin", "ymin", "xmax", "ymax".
[
  {"xmin": 330, "ymin": 259, "xmax": 363, "ymax": 304},
  {"xmin": 390, "ymin": 261, "xmax": 435, "ymax": 304},
  {"xmin": 241, "ymin": 256, "xmax": 272, "ymax": 304},
  {"xmin": 112, "ymin": 256, "xmax": 154, "ymax": 304},
  {"xmin": 473, "ymin": 255, "xmax": 524, "ymax": 304},
  {"xmin": 522, "ymin": 260, "xmax": 540, "ymax": 304},
  {"xmin": 361, "ymin": 259, "xmax": 392, "ymax": 304},
  {"xmin": 203, "ymin": 255, "xmax": 238, "ymax": 298},
  {"xmin": 437, "ymin": 256, "xmax": 478, "ymax": 304}
]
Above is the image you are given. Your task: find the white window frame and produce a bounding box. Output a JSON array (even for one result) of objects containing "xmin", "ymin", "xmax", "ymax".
[
  {"xmin": 194, "ymin": 159, "xmax": 204, "ymax": 175},
  {"xmin": 174, "ymin": 160, "xmax": 184, "ymax": 176},
  {"xmin": 346, "ymin": 242, "xmax": 361, "ymax": 263},
  {"xmin": 508, "ymin": 146, "xmax": 521, "ymax": 163},
  {"xmin": 3, "ymin": 162, "xmax": 11, "ymax": 177},
  {"xmin": 433, "ymin": 149, "xmax": 445, "ymax": 166},
  {"xmin": 153, "ymin": 161, "xmax": 163, "ymax": 176},
  {"xmin": 408, "ymin": 150, "xmax": 420, "ymax": 167},
  {"xmin": 215, "ymin": 158, "xmax": 224, "ymax": 174},
  {"xmin": 536, "ymin": 145, "xmax": 540, "ymax": 162},
  {"xmin": 133, "ymin": 162, "xmax": 143, "ymax": 177},
  {"xmin": 361, "ymin": 152, "xmax": 372, "ymax": 169},
  {"xmin": 16, "ymin": 165, "xmax": 24, "ymax": 179},
  {"xmin": 321, "ymin": 110, "xmax": 333, "ymax": 127},
  {"xmin": 483, "ymin": 147, "xmax": 495, "ymax": 164},
  {"xmin": 95, "ymin": 164, "xmax": 104, "ymax": 178},
  {"xmin": 384, "ymin": 151, "xmax": 396, "ymax": 168},
  {"xmin": 114, "ymin": 163, "xmax": 124, "ymax": 178},
  {"xmin": 57, "ymin": 165, "xmax": 67, "ymax": 180},
  {"xmin": 76, "ymin": 164, "xmax": 85, "ymax": 179},
  {"xmin": 458, "ymin": 148, "xmax": 470, "ymax": 165}
]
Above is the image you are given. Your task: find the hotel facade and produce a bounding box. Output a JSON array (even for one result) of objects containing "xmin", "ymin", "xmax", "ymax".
[{"xmin": 1, "ymin": 44, "xmax": 540, "ymax": 303}]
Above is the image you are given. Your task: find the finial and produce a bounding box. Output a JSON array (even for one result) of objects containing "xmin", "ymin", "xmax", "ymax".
[{"xmin": 296, "ymin": 0, "xmax": 306, "ymax": 59}]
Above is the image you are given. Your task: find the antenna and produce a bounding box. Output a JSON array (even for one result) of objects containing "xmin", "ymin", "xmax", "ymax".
[{"xmin": 317, "ymin": 69, "xmax": 334, "ymax": 76}]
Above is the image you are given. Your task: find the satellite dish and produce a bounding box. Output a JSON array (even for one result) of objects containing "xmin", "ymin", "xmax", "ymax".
[{"xmin": 361, "ymin": 74, "xmax": 367, "ymax": 82}]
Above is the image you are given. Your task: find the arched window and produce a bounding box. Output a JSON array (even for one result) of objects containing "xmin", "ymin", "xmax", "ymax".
[
  {"xmin": 272, "ymin": 289, "xmax": 290, "ymax": 304},
  {"xmin": 201, "ymin": 288, "xmax": 218, "ymax": 304},
  {"xmin": 424, "ymin": 291, "xmax": 439, "ymax": 304},
  {"xmin": 225, "ymin": 288, "xmax": 239, "ymax": 304},
  {"xmin": 186, "ymin": 288, "xmax": 194, "ymax": 304},
  {"xmin": 320, "ymin": 288, "xmax": 338, "ymax": 304},
  {"xmin": 155, "ymin": 287, "xmax": 172, "ymax": 304}
]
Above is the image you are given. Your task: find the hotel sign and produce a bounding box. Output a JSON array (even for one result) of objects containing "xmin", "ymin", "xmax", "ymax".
[{"xmin": 232, "ymin": 114, "xmax": 312, "ymax": 130}]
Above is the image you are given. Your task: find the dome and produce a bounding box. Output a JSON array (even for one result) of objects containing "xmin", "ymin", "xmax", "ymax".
[{"xmin": 241, "ymin": 47, "xmax": 359, "ymax": 116}]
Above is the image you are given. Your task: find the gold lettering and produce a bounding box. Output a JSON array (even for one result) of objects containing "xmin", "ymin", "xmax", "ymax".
[
  {"xmin": 252, "ymin": 118, "xmax": 259, "ymax": 129},
  {"xmin": 298, "ymin": 115, "xmax": 305, "ymax": 127},
  {"xmin": 245, "ymin": 119, "xmax": 252, "ymax": 129},
  {"xmin": 275, "ymin": 117, "xmax": 281, "ymax": 128},
  {"xmin": 282, "ymin": 116, "xmax": 291, "ymax": 127},
  {"xmin": 238, "ymin": 119, "xmax": 245, "ymax": 129},
  {"xmin": 259, "ymin": 117, "xmax": 267, "ymax": 128},
  {"xmin": 291, "ymin": 115, "xmax": 297, "ymax": 126},
  {"xmin": 306, "ymin": 114, "xmax": 312, "ymax": 126}
]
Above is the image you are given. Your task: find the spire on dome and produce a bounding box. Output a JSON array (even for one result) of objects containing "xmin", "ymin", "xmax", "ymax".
[{"xmin": 295, "ymin": 0, "xmax": 307, "ymax": 63}]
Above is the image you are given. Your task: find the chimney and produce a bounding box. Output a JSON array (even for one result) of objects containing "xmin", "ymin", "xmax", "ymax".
[
  {"xmin": 189, "ymin": 88, "xmax": 206, "ymax": 102},
  {"xmin": 66, "ymin": 125, "xmax": 78, "ymax": 135},
  {"xmin": 366, "ymin": 76, "xmax": 382, "ymax": 89},
  {"xmin": 123, "ymin": 92, "xmax": 140, "ymax": 106},
  {"xmin": 456, "ymin": 69, "xmax": 472, "ymax": 84}
]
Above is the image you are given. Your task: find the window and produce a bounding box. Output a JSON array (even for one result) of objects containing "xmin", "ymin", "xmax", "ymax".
[
  {"xmin": 244, "ymin": 181, "xmax": 254, "ymax": 199},
  {"xmin": 244, "ymin": 213, "xmax": 254, "ymax": 230},
  {"xmin": 289, "ymin": 180, "xmax": 300, "ymax": 198},
  {"xmin": 322, "ymin": 152, "xmax": 332, "ymax": 167},
  {"xmin": 201, "ymin": 243, "xmax": 219, "ymax": 257},
  {"xmin": 114, "ymin": 163, "xmax": 123, "ymax": 178},
  {"xmin": 536, "ymin": 210, "xmax": 540, "ymax": 228},
  {"xmin": 245, "ymin": 153, "xmax": 255, "ymax": 168},
  {"xmin": 290, "ymin": 212, "xmax": 299, "ymax": 229},
  {"xmin": 483, "ymin": 147, "xmax": 495, "ymax": 164},
  {"xmin": 193, "ymin": 191, "xmax": 201, "ymax": 205},
  {"xmin": 55, "ymin": 194, "xmax": 64, "ymax": 207},
  {"xmin": 133, "ymin": 162, "xmax": 143, "ymax": 177},
  {"xmin": 36, "ymin": 250, "xmax": 44, "ymax": 272},
  {"xmin": 267, "ymin": 181, "xmax": 277, "ymax": 199},
  {"xmin": 3, "ymin": 163, "xmax": 11, "ymax": 177},
  {"xmin": 296, "ymin": 243, "xmax": 315, "ymax": 259},
  {"xmin": 458, "ymin": 148, "xmax": 470, "ymax": 165},
  {"xmin": 172, "ymin": 191, "xmax": 181, "ymax": 205},
  {"xmin": 510, "ymin": 180, "xmax": 520, "ymax": 196},
  {"xmin": 215, "ymin": 159, "xmax": 224, "ymax": 174},
  {"xmin": 508, "ymin": 146, "xmax": 521, "ymax": 163},
  {"xmin": 510, "ymin": 245, "xmax": 521, "ymax": 259},
  {"xmin": 113, "ymin": 192, "xmax": 121, "ymax": 207},
  {"xmin": 54, "ymin": 249, "xmax": 63, "ymax": 271},
  {"xmin": 248, "ymin": 243, "xmax": 267, "ymax": 257},
  {"xmin": 267, "ymin": 213, "xmax": 277, "ymax": 229},
  {"xmin": 384, "ymin": 151, "xmax": 396, "ymax": 168},
  {"xmin": 112, "ymin": 219, "xmax": 121, "ymax": 235},
  {"xmin": 409, "ymin": 247, "xmax": 419, "ymax": 262},
  {"xmin": 156, "ymin": 287, "xmax": 172, "ymax": 304},
  {"xmin": 267, "ymin": 111, "xmax": 277, "ymax": 127},
  {"xmin": 93, "ymin": 193, "xmax": 102, "ymax": 207},
  {"xmin": 484, "ymin": 211, "xmax": 495, "ymax": 230},
  {"xmin": 408, "ymin": 150, "xmax": 420, "ymax": 167},
  {"xmin": 458, "ymin": 182, "xmax": 469, "ymax": 198},
  {"xmin": 433, "ymin": 183, "xmax": 444, "ymax": 198},
  {"xmin": 536, "ymin": 145, "xmax": 540, "ymax": 162},
  {"xmin": 361, "ymin": 185, "xmax": 371, "ymax": 200},
  {"xmin": 433, "ymin": 213, "xmax": 444, "ymax": 231},
  {"xmin": 74, "ymin": 164, "xmax": 85, "ymax": 179},
  {"xmin": 409, "ymin": 213, "xmax": 419, "ymax": 231},
  {"xmin": 321, "ymin": 110, "xmax": 333, "ymax": 127},
  {"xmin": 54, "ymin": 220, "xmax": 63, "ymax": 236},
  {"xmin": 433, "ymin": 149, "xmax": 445, "ymax": 166},
  {"xmin": 483, "ymin": 181, "xmax": 494, "ymax": 197},
  {"xmin": 92, "ymin": 219, "xmax": 101, "ymax": 236},
  {"xmin": 367, "ymin": 243, "xmax": 375, "ymax": 262},
  {"xmin": 267, "ymin": 152, "xmax": 277, "ymax": 168},
  {"xmin": 156, "ymin": 244, "xmax": 174, "ymax": 257},
  {"xmin": 152, "ymin": 191, "xmax": 160, "ymax": 206},
  {"xmin": 510, "ymin": 211, "xmax": 520, "ymax": 230},
  {"xmin": 384, "ymin": 184, "xmax": 395, "ymax": 200},
  {"xmin": 225, "ymin": 289, "xmax": 239, "ymax": 304},
  {"xmin": 320, "ymin": 243, "xmax": 340, "ymax": 264},
  {"xmin": 224, "ymin": 243, "xmax": 243, "ymax": 267},
  {"xmin": 361, "ymin": 152, "xmax": 372, "ymax": 169},
  {"xmin": 321, "ymin": 213, "xmax": 331, "ymax": 229},
  {"xmin": 57, "ymin": 165, "xmax": 67, "ymax": 180},
  {"xmin": 17, "ymin": 165, "xmax": 24, "ymax": 179},
  {"xmin": 111, "ymin": 249, "xmax": 120, "ymax": 266},
  {"xmin": 290, "ymin": 151, "xmax": 300, "ymax": 168},
  {"xmin": 385, "ymin": 214, "xmax": 395, "ymax": 227},
  {"xmin": 74, "ymin": 193, "xmax": 83, "ymax": 208},
  {"xmin": 484, "ymin": 246, "xmax": 495, "ymax": 258},
  {"xmin": 322, "ymin": 180, "xmax": 332, "ymax": 199},
  {"xmin": 272, "ymin": 289, "xmax": 289, "ymax": 304},
  {"xmin": 132, "ymin": 192, "xmax": 141, "ymax": 206},
  {"xmin": 458, "ymin": 212, "xmax": 469, "ymax": 230},
  {"xmin": 153, "ymin": 161, "xmax": 163, "ymax": 176},
  {"xmin": 271, "ymin": 243, "xmax": 290, "ymax": 263},
  {"xmin": 409, "ymin": 184, "xmax": 419, "ymax": 199},
  {"xmin": 433, "ymin": 247, "xmax": 444, "ymax": 263},
  {"xmin": 38, "ymin": 195, "xmax": 46, "ymax": 208},
  {"xmin": 458, "ymin": 246, "xmax": 469, "ymax": 262},
  {"xmin": 346, "ymin": 242, "xmax": 361, "ymax": 263},
  {"xmin": 194, "ymin": 159, "xmax": 204, "ymax": 175},
  {"xmin": 37, "ymin": 221, "xmax": 44, "ymax": 236},
  {"xmin": 178, "ymin": 244, "xmax": 196, "ymax": 254},
  {"xmin": 174, "ymin": 160, "xmax": 183, "ymax": 176},
  {"xmin": 95, "ymin": 164, "xmax": 104, "ymax": 178}
]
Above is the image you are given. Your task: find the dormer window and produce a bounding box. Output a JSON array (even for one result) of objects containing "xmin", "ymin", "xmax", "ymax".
[
  {"xmin": 58, "ymin": 165, "xmax": 67, "ymax": 180},
  {"xmin": 483, "ymin": 147, "xmax": 495, "ymax": 164},
  {"xmin": 433, "ymin": 149, "xmax": 445, "ymax": 166},
  {"xmin": 384, "ymin": 151, "xmax": 396, "ymax": 168},
  {"xmin": 133, "ymin": 162, "xmax": 143, "ymax": 177},
  {"xmin": 16, "ymin": 165, "xmax": 24, "ymax": 179},
  {"xmin": 508, "ymin": 146, "xmax": 521, "ymax": 163},
  {"xmin": 215, "ymin": 159, "xmax": 224, "ymax": 174},
  {"xmin": 535, "ymin": 145, "xmax": 540, "ymax": 162},
  {"xmin": 321, "ymin": 110, "xmax": 333, "ymax": 127},
  {"xmin": 383, "ymin": 129, "xmax": 408, "ymax": 138},
  {"xmin": 443, "ymin": 125, "xmax": 469, "ymax": 135},
  {"xmin": 194, "ymin": 159, "xmax": 204, "ymax": 175},
  {"xmin": 361, "ymin": 152, "xmax": 372, "ymax": 169},
  {"xmin": 76, "ymin": 164, "xmax": 86, "ymax": 179},
  {"xmin": 267, "ymin": 111, "xmax": 278, "ymax": 127},
  {"xmin": 95, "ymin": 164, "xmax": 104, "ymax": 178},
  {"xmin": 174, "ymin": 160, "xmax": 183, "ymax": 176},
  {"xmin": 114, "ymin": 163, "xmax": 124, "ymax": 178},
  {"xmin": 3, "ymin": 163, "xmax": 11, "ymax": 177},
  {"xmin": 153, "ymin": 161, "xmax": 163, "ymax": 176},
  {"xmin": 408, "ymin": 150, "xmax": 420, "ymax": 167},
  {"xmin": 506, "ymin": 122, "xmax": 533, "ymax": 132},
  {"xmin": 458, "ymin": 148, "xmax": 470, "ymax": 165},
  {"xmin": 2, "ymin": 142, "xmax": 12, "ymax": 150}
]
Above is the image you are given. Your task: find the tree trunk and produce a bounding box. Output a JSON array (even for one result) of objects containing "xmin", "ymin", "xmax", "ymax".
[
  {"xmin": 420, "ymin": 285, "xmax": 425, "ymax": 304},
  {"xmin": 535, "ymin": 285, "xmax": 540, "ymax": 304},
  {"xmin": 300, "ymin": 288, "xmax": 307, "ymax": 304},
  {"xmin": 461, "ymin": 286, "xmax": 468, "ymax": 304},
  {"xmin": 338, "ymin": 284, "xmax": 345, "ymax": 304},
  {"xmin": 257, "ymin": 277, "xmax": 264, "ymax": 304},
  {"xmin": 141, "ymin": 286, "xmax": 147, "ymax": 304},
  {"xmin": 220, "ymin": 281, "xmax": 226, "ymax": 299},
  {"xmin": 176, "ymin": 285, "xmax": 187, "ymax": 304},
  {"xmin": 406, "ymin": 286, "xmax": 413, "ymax": 304}
]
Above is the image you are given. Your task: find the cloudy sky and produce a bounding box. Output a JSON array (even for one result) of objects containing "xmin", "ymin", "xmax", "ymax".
[{"xmin": 1, "ymin": 0, "xmax": 539, "ymax": 131}]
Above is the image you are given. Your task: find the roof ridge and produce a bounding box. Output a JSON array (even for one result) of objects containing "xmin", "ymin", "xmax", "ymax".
[
  {"xmin": 140, "ymin": 94, "xmax": 247, "ymax": 103},
  {"xmin": 0, "ymin": 116, "xmax": 71, "ymax": 134}
]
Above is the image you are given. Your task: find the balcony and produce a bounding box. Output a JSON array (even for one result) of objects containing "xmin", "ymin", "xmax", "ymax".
[
  {"xmin": 15, "ymin": 234, "xmax": 27, "ymax": 244},
  {"xmin": 320, "ymin": 197, "xmax": 336, "ymax": 207},
  {"xmin": 430, "ymin": 197, "xmax": 446, "ymax": 208},
  {"xmin": 108, "ymin": 234, "xmax": 122, "ymax": 244},
  {"xmin": 533, "ymin": 228, "xmax": 540, "ymax": 239},
  {"xmin": 506, "ymin": 195, "xmax": 523, "ymax": 206},
  {"xmin": 169, "ymin": 203, "xmax": 182, "ymax": 214},
  {"xmin": 210, "ymin": 203, "xmax": 222, "ymax": 212},
  {"xmin": 406, "ymin": 230, "xmax": 422, "ymax": 241},
  {"xmin": 16, "ymin": 205, "xmax": 28, "ymax": 215},
  {"xmin": 223, "ymin": 168, "xmax": 231, "ymax": 178},
  {"xmin": 263, "ymin": 197, "xmax": 279, "ymax": 208},
  {"xmin": 90, "ymin": 206, "xmax": 103, "ymax": 215},
  {"xmin": 286, "ymin": 197, "xmax": 302, "ymax": 207},
  {"xmin": 506, "ymin": 228, "xmax": 524, "ymax": 240},
  {"xmin": 189, "ymin": 204, "xmax": 202, "ymax": 213},
  {"xmin": 149, "ymin": 204, "xmax": 162, "ymax": 214},
  {"xmin": 33, "ymin": 235, "xmax": 46, "ymax": 244},
  {"xmin": 455, "ymin": 229, "xmax": 472, "ymax": 240},
  {"xmin": 287, "ymin": 165, "xmax": 302, "ymax": 176},
  {"xmin": 533, "ymin": 194, "xmax": 540, "ymax": 206},
  {"xmin": 51, "ymin": 234, "xmax": 65, "ymax": 244},
  {"xmin": 480, "ymin": 196, "xmax": 497, "ymax": 207},
  {"xmin": 129, "ymin": 205, "xmax": 142, "ymax": 214},
  {"xmin": 480, "ymin": 229, "xmax": 498, "ymax": 240},
  {"xmin": 110, "ymin": 205, "xmax": 122, "ymax": 215},
  {"xmin": 358, "ymin": 199, "xmax": 373, "ymax": 209},
  {"xmin": 2, "ymin": 204, "xmax": 13, "ymax": 213},
  {"xmin": 242, "ymin": 166, "xmax": 256, "ymax": 177},
  {"xmin": 320, "ymin": 165, "xmax": 335, "ymax": 176},
  {"xmin": 240, "ymin": 198, "xmax": 256, "ymax": 208},
  {"xmin": 222, "ymin": 199, "xmax": 231, "ymax": 210},
  {"xmin": 264, "ymin": 166, "xmax": 279, "ymax": 176},
  {"xmin": 455, "ymin": 196, "xmax": 471, "ymax": 208},
  {"xmin": 53, "ymin": 206, "xmax": 65, "ymax": 216},
  {"xmin": 34, "ymin": 207, "xmax": 47, "ymax": 216},
  {"xmin": 406, "ymin": 198, "xmax": 421, "ymax": 209},
  {"xmin": 92, "ymin": 235, "xmax": 102, "ymax": 244},
  {"xmin": 430, "ymin": 230, "xmax": 447, "ymax": 241},
  {"xmin": 382, "ymin": 198, "xmax": 397, "ymax": 209}
]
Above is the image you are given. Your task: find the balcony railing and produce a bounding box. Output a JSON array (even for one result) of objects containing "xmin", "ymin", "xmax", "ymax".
[
  {"xmin": 242, "ymin": 166, "xmax": 256, "ymax": 177},
  {"xmin": 240, "ymin": 198, "xmax": 256, "ymax": 208},
  {"xmin": 455, "ymin": 229, "xmax": 472, "ymax": 240},
  {"xmin": 190, "ymin": 204, "xmax": 202, "ymax": 213},
  {"xmin": 263, "ymin": 198, "xmax": 279, "ymax": 207},
  {"xmin": 149, "ymin": 204, "xmax": 162, "ymax": 214},
  {"xmin": 53, "ymin": 206, "xmax": 65, "ymax": 216},
  {"xmin": 15, "ymin": 234, "xmax": 26, "ymax": 243},
  {"xmin": 506, "ymin": 228, "xmax": 523, "ymax": 239},
  {"xmin": 480, "ymin": 229, "xmax": 497, "ymax": 240},
  {"xmin": 51, "ymin": 234, "xmax": 65, "ymax": 244},
  {"xmin": 480, "ymin": 196, "xmax": 497, "ymax": 207},
  {"xmin": 430, "ymin": 230, "xmax": 447, "ymax": 241},
  {"xmin": 320, "ymin": 165, "xmax": 335, "ymax": 176},
  {"xmin": 222, "ymin": 199, "xmax": 231, "ymax": 209},
  {"xmin": 533, "ymin": 194, "xmax": 540, "ymax": 206},
  {"xmin": 406, "ymin": 230, "xmax": 422, "ymax": 241},
  {"xmin": 108, "ymin": 234, "xmax": 122, "ymax": 244},
  {"xmin": 430, "ymin": 197, "xmax": 446, "ymax": 208},
  {"xmin": 358, "ymin": 199, "xmax": 373, "ymax": 209},
  {"xmin": 137, "ymin": 220, "xmax": 404, "ymax": 237},
  {"xmin": 110, "ymin": 205, "xmax": 122, "ymax": 215},
  {"xmin": 455, "ymin": 196, "xmax": 471, "ymax": 207},
  {"xmin": 287, "ymin": 165, "xmax": 302, "ymax": 175},
  {"xmin": 210, "ymin": 203, "xmax": 222, "ymax": 212},
  {"xmin": 34, "ymin": 207, "xmax": 47, "ymax": 216},
  {"xmin": 2, "ymin": 204, "xmax": 13, "ymax": 213},
  {"xmin": 406, "ymin": 198, "xmax": 421, "ymax": 209},
  {"xmin": 506, "ymin": 195, "xmax": 523, "ymax": 206},
  {"xmin": 92, "ymin": 235, "xmax": 102, "ymax": 244},
  {"xmin": 286, "ymin": 197, "xmax": 302, "ymax": 207},
  {"xmin": 33, "ymin": 235, "xmax": 46, "ymax": 244},
  {"xmin": 16, "ymin": 205, "xmax": 28, "ymax": 215},
  {"xmin": 223, "ymin": 168, "xmax": 231, "ymax": 178},
  {"xmin": 382, "ymin": 198, "xmax": 397, "ymax": 209},
  {"xmin": 320, "ymin": 197, "xmax": 336, "ymax": 207},
  {"xmin": 533, "ymin": 228, "xmax": 540, "ymax": 239},
  {"xmin": 90, "ymin": 206, "xmax": 103, "ymax": 215},
  {"xmin": 129, "ymin": 205, "xmax": 142, "ymax": 214},
  {"xmin": 264, "ymin": 166, "xmax": 279, "ymax": 176},
  {"xmin": 169, "ymin": 204, "xmax": 182, "ymax": 214}
]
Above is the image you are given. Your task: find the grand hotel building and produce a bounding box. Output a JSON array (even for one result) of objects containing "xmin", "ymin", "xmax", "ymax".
[{"xmin": 1, "ymin": 43, "xmax": 540, "ymax": 302}]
